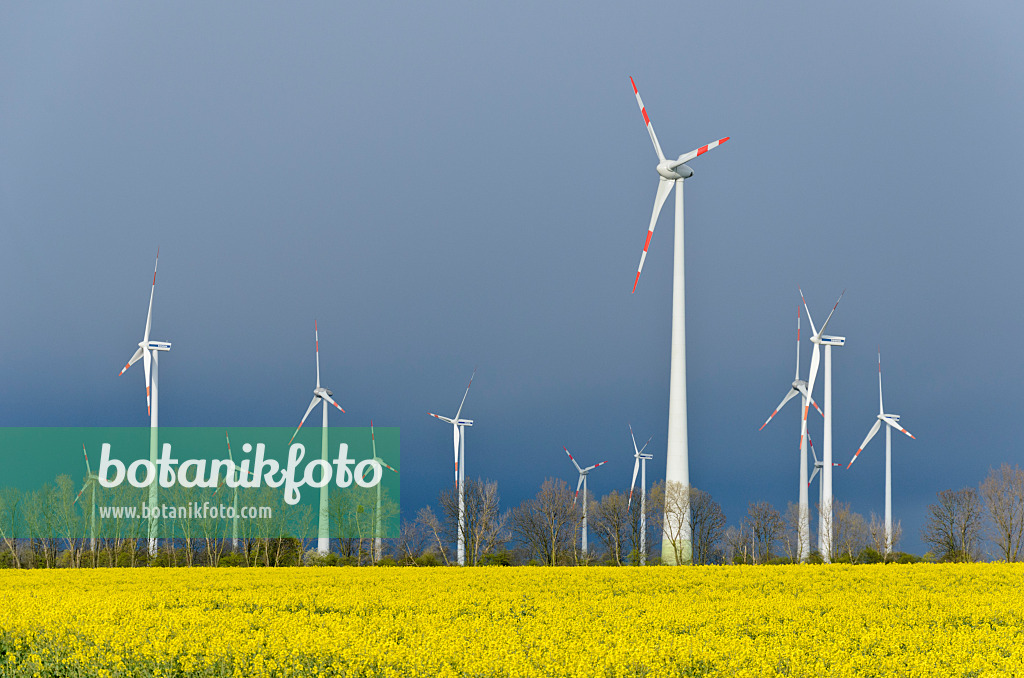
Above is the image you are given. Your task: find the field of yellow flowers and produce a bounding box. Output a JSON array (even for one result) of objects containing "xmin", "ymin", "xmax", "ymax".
[{"xmin": 1, "ymin": 564, "xmax": 1022, "ymax": 677}]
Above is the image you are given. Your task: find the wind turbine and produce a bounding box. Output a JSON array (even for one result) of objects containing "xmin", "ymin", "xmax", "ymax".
[
  {"xmin": 758, "ymin": 305, "xmax": 825, "ymax": 561},
  {"xmin": 118, "ymin": 250, "xmax": 171, "ymax": 556},
  {"xmin": 846, "ymin": 350, "xmax": 915, "ymax": 556},
  {"xmin": 73, "ymin": 444, "xmax": 100, "ymax": 552},
  {"xmin": 799, "ymin": 287, "xmax": 845, "ymax": 562},
  {"xmin": 365, "ymin": 421, "xmax": 398, "ymax": 563},
  {"xmin": 628, "ymin": 76, "xmax": 729, "ymax": 565},
  {"xmin": 627, "ymin": 425, "xmax": 653, "ymax": 565},
  {"xmin": 215, "ymin": 432, "xmax": 255, "ymax": 552},
  {"xmin": 288, "ymin": 321, "xmax": 346, "ymax": 555},
  {"xmin": 563, "ymin": 446, "xmax": 608, "ymax": 559},
  {"xmin": 428, "ymin": 369, "xmax": 476, "ymax": 567}
]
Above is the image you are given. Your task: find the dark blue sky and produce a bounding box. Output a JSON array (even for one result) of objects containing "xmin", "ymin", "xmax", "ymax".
[{"xmin": 3, "ymin": 2, "xmax": 1023, "ymax": 556}]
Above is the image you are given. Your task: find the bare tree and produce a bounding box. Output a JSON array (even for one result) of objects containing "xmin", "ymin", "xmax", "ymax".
[
  {"xmin": 589, "ymin": 491, "xmax": 629, "ymax": 565},
  {"xmin": 689, "ymin": 488, "xmax": 726, "ymax": 565},
  {"xmin": 782, "ymin": 502, "xmax": 802, "ymax": 562},
  {"xmin": 395, "ymin": 518, "xmax": 428, "ymax": 565},
  {"xmin": 868, "ymin": 512, "xmax": 902, "ymax": 561},
  {"xmin": 439, "ymin": 478, "xmax": 510, "ymax": 566},
  {"xmin": 511, "ymin": 478, "xmax": 578, "ymax": 565},
  {"xmin": 922, "ymin": 488, "xmax": 984, "ymax": 562},
  {"xmin": 979, "ymin": 464, "xmax": 1024, "ymax": 562},
  {"xmin": 416, "ymin": 506, "xmax": 451, "ymax": 566},
  {"xmin": 723, "ymin": 525, "xmax": 750, "ymax": 564},
  {"xmin": 0, "ymin": 487, "xmax": 22, "ymax": 568},
  {"xmin": 832, "ymin": 502, "xmax": 868, "ymax": 562},
  {"xmin": 745, "ymin": 501, "xmax": 784, "ymax": 564}
]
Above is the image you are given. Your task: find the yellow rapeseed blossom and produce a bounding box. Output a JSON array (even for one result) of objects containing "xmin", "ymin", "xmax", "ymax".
[{"xmin": 0, "ymin": 564, "xmax": 1022, "ymax": 676}]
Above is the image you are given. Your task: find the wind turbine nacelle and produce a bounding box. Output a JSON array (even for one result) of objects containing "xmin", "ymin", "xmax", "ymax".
[
  {"xmin": 656, "ymin": 161, "xmax": 693, "ymax": 180},
  {"xmin": 146, "ymin": 341, "xmax": 172, "ymax": 351},
  {"xmin": 820, "ymin": 335, "xmax": 845, "ymax": 347}
]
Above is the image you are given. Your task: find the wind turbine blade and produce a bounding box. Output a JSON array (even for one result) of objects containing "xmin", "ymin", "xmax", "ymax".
[
  {"xmin": 73, "ymin": 479, "xmax": 93, "ymax": 506},
  {"xmin": 370, "ymin": 419, "xmax": 376, "ymax": 459},
  {"xmin": 795, "ymin": 305, "xmax": 801, "ymax": 380},
  {"xmin": 884, "ymin": 416, "xmax": 915, "ymax": 440},
  {"xmin": 808, "ymin": 465, "xmax": 820, "ymax": 487},
  {"xmin": 119, "ymin": 347, "xmax": 145, "ymax": 376},
  {"xmin": 289, "ymin": 396, "xmax": 322, "ymax": 445},
  {"xmin": 817, "ymin": 289, "xmax": 846, "ymax": 338},
  {"xmin": 805, "ymin": 343, "xmax": 821, "ymax": 408},
  {"xmin": 795, "ymin": 383, "xmax": 825, "ymax": 419},
  {"xmin": 799, "ymin": 288, "xmax": 818, "ymax": 338},
  {"xmin": 322, "ymin": 392, "xmax": 345, "ymax": 413},
  {"xmin": 314, "ymin": 320, "xmax": 321, "ymax": 389},
  {"xmin": 143, "ymin": 250, "xmax": 158, "ymax": 344},
  {"xmin": 225, "ymin": 431, "xmax": 233, "ymax": 464},
  {"xmin": 629, "ymin": 77, "xmax": 665, "ymax": 162},
  {"xmin": 638, "ymin": 436, "xmax": 652, "ymax": 455},
  {"xmin": 758, "ymin": 388, "xmax": 798, "ymax": 431},
  {"xmin": 454, "ymin": 368, "xmax": 477, "ymax": 420},
  {"xmin": 574, "ymin": 474, "xmax": 584, "ymax": 504},
  {"xmin": 808, "ymin": 433, "xmax": 819, "ymax": 464},
  {"xmin": 563, "ymin": 446, "xmax": 582, "ymax": 473},
  {"xmin": 878, "ymin": 349, "xmax": 884, "ymax": 415},
  {"xmin": 633, "ymin": 178, "xmax": 674, "ymax": 293},
  {"xmin": 428, "ymin": 412, "xmax": 455, "ymax": 424},
  {"xmin": 585, "ymin": 460, "xmax": 609, "ymax": 472},
  {"xmin": 628, "ymin": 458, "xmax": 640, "ymax": 511},
  {"xmin": 82, "ymin": 444, "xmax": 91, "ymax": 477},
  {"xmin": 847, "ymin": 420, "xmax": 882, "ymax": 469},
  {"xmin": 143, "ymin": 349, "xmax": 152, "ymax": 416},
  {"xmin": 629, "ymin": 424, "xmax": 640, "ymax": 455},
  {"xmin": 671, "ymin": 137, "xmax": 730, "ymax": 166}
]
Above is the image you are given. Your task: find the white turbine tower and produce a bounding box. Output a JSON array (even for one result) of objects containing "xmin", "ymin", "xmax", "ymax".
[
  {"xmin": 428, "ymin": 369, "xmax": 476, "ymax": 567},
  {"xmin": 563, "ymin": 446, "xmax": 608, "ymax": 559},
  {"xmin": 288, "ymin": 321, "xmax": 346, "ymax": 556},
  {"xmin": 846, "ymin": 350, "xmax": 915, "ymax": 556},
  {"xmin": 215, "ymin": 432, "xmax": 255, "ymax": 552},
  {"xmin": 627, "ymin": 425, "xmax": 653, "ymax": 565},
  {"xmin": 73, "ymin": 444, "xmax": 100, "ymax": 552},
  {"xmin": 758, "ymin": 305, "xmax": 825, "ymax": 561},
  {"xmin": 799, "ymin": 288, "xmax": 845, "ymax": 562},
  {"xmin": 118, "ymin": 250, "xmax": 171, "ymax": 556},
  {"xmin": 366, "ymin": 421, "xmax": 398, "ymax": 563},
  {"xmin": 628, "ymin": 77, "xmax": 729, "ymax": 565}
]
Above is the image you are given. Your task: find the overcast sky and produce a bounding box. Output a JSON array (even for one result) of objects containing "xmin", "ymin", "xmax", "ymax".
[{"xmin": 3, "ymin": 2, "xmax": 1023, "ymax": 556}]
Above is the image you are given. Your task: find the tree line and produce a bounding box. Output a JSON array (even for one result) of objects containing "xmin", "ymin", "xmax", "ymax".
[{"xmin": 1, "ymin": 464, "xmax": 1021, "ymax": 567}]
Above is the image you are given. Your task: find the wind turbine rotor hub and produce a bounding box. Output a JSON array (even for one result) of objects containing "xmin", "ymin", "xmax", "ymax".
[{"xmin": 656, "ymin": 161, "xmax": 692, "ymax": 180}]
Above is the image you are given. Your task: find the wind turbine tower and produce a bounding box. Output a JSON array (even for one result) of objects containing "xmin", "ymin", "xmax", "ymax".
[
  {"xmin": 628, "ymin": 77, "xmax": 729, "ymax": 565},
  {"xmin": 627, "ymin": 425, "xmax": 653, "ymax": 565}
]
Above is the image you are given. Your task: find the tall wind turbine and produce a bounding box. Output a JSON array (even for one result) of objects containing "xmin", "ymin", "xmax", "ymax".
[
  {"xmin": 563, "ymin": 446, "xmax": 608, "ymax": 559},
  {"xmin": 799, "ymin": 288, "xmax": 845, "ymax": 562},
  {"xmin": 118, "ymin": 250, "xmax": 171, "ymax": 556},
  {"xmin": 758, "ymin": 305, "xmax": 825, "ymax": 561},
  {"xmin": 428, "ymin": 369, "xmax": 476, "ymax": 566},
  {"xmin": 846, "ymin": 350, "xmax": 915, "ymax": 556},
  {"xmin": 627, "ymin": 425, "xmax": 653, "ymax": 565},
  {"xmin": 628, "ymin": 77, "xmax": 729, "ymax": 565},
  {"xmin": 288, "ymin": 321, "xmax": 346, "ymax": 555},
  {"xmin": 366, "ymin": 421, "xmax": 399, "ymax": 563},
  {"xmin": 73, "ymin": 444, "xmax": 100, "ymax": 552}
]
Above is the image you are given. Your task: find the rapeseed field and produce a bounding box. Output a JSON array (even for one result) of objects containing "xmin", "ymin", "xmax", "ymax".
[{"xmin": 0, "ymin": 564, "xmax": 1021, "ymax": 677}]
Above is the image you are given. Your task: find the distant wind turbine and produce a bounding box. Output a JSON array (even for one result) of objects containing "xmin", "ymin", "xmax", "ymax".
[
  {"xmin": 288, "ymin": 321, "xmax": 346, "ymax": 555},
  {"xmin": 428, "ymin": 369, "xmax": 476, "ymax": 567},
  {"xmin": 73, "ymin": 444, "xmax": 100, "ymax": 552},
  {"xmin": 628, "ymin": 76, "xmax": 728, "ymax": 565},
  {"xmin": 118, "ymin": 250, "xmax": 171, "ymax": 556},
  {"xmin": 563, "ymin": 446, "xmax": 608, "ymax": 559},
  {"xmin": 627, "ymin": 425, "xmax": 653, "ymax": 565},
  {"xmin": 846, "ymin": 350, "xmax": 915, "ymax": 556},
  {"xmin": 759, "ymin": 304, "xmax": 825, "ymax": 561},
  {"xmin": 366, "ymin": 421, "xmax": 399, "ymax": 563}
]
